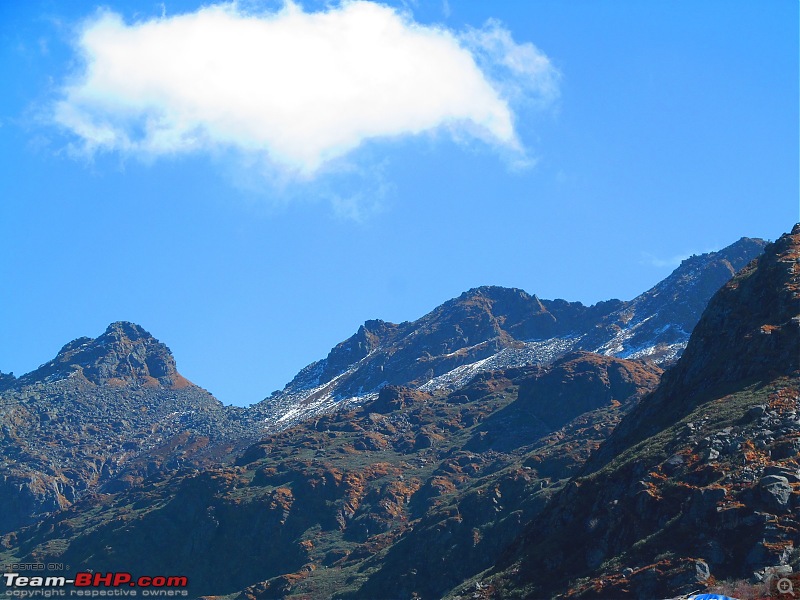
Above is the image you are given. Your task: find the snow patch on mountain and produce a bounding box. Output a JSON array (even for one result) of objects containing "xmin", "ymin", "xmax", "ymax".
[{"xmin": 421, "ymin": 336, "xmax": 580, "ymax": 393}]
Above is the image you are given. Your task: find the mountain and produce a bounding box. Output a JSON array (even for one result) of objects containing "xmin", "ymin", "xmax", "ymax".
[
  {"xmin": 254, "ymin": 236, "xmax": 766, "ymax": 428},
  {"xmin": 0, "ymin": 230, "xmax": 779, "ymax": 599},
  {"xmin": 465, "ymin": 224, "xmax": 800, "ymax": 598},
  {"xmin": 0, "ymin": 322, "xmax": 254, "ymax": 534},
  {"xmin": 0, "ymin": 230, "xmax": 788, "ymax": 600},
  {"xmin": 0, "ymin": 352, "xmax": 663, "ymax": 599},
  {"xmin": 14, "ymin": 321, "xmax": 190, "ymax": 389}
]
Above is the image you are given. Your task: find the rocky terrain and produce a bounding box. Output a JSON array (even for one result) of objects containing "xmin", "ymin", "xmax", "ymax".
[
  {"xmin": 0, "ymin": 236, "xmax": 765, "ymax": 540},
  {"xmin": 254, "ymin": 237, "xmax": 766, "ymax": 428},
  {"xmin": 0, "ymin": 322, "xmax": 253, "ymax": 533},
  {"xmin": 0, "ymin": 351, "xmax": 663, "ymax": 598},
  {"xmin": 0, "ymin": 228, "xmax": 792, "ymax": 600},
  {"xmin": 457, "ymin": 224, "xmax": 800, "ymax": 598}
]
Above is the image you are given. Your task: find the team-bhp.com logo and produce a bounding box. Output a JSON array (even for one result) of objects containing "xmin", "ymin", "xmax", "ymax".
[{"xmin": 2, "ymin": 572, "xmax": 189, "ymax": 597}]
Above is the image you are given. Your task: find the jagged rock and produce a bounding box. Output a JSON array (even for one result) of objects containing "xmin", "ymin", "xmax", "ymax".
[
  {"xmin": 755, "ymin": 564, "xmax": 793, "ymax": 582},
  {"xmin": 414, "ymin": 433, "xmax": 435, "ymax": 449},
  {"xmin": 687, "ymin": 486, "xmax": 726, "ymax": 522},
  {"xmin": 762, "ymin": 467, "xmax": 800, "ymax": 483},
  {"xmin": 759, "ymin": 475, "xmax": 792, "ymax": 511},
  {"xmin": 17, "ymin": 322, "xmax": 188, "ymax": 388},
  {"xmin": 663, "ymin": 453, "xmax": 685, "ymax": 475},
  {"xmin": 700, "ymin": 540, "xmax": 727, "ymax": 566},
  {"xmin": 696, "ymin": 559, "xmax": 711, "ymax": 582},
  {"xmin": 372, "ymin": 385, "xmax": 432, "ymax": 414},
  {"xmin": 0, "ymin": 322, "xmax": 258, "ymax": 533},
  {"xmin": 0, "ymin": 371, "xmax": 15, "ymax": 392}
]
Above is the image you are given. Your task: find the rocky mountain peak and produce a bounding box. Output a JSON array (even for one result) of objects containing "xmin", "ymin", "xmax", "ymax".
[
  {"xmin": 102, "ymin": 320, "xmax": 153, "ymax": 342},
  {"xmin": 656, "ymin": 236, "xmax": 766, "ymax": 292},
  {"xmin": 457, "ymin": 285, "xmax": 532, "ymax": 302},
  {"xmin": 0, "ymin": 370, "xmax": 16, "ymax": 392},
  {"xmin": 17, "ymin": 321, "xmax": 190, "ymax": 389},
  {"xmin": 584, "ymin": 235, "xmax": 769, "ymax": 362},
  {"xmin": 259, "ymin": 235, "xmax": 768, "ymax": 428},
  {"xmin": 716, "ymin": 234, "xmax": 772, "ymax": 263},
  {"xmin": 321, "ymin": 318, "xmax": 401, "ymax": 381},
  {"xmin": 668, "ymin": 225, "xmax": 799, "ymax": 391},
  {"xmin": 590, "ymin": 224, "xmax": 798, "ymax": 468}
]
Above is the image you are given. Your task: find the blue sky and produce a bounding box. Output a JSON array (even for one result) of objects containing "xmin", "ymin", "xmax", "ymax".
[{"xmin": 1, "ymin": 0, "xmax": 797, "ymax": 406}]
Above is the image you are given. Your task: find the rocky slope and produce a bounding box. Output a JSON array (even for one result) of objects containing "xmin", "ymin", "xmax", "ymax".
[
  {"xmin": 0, "ymin": 322, "xmax": 254, "ymax": 534},
  {"xmin": 0, "ymin": 230, "xmax": 780, "ymax": 599},
  {"xmin": 0, "ymin": 352, "xmax": 662, "ymax": 599},
  {"xmin": 462, "ymin": 224, "xmax": 800, "ymax": 599},
  {"xmin": 0, "ymin": 236, "xmax": 764, "ymax": 536},
  {"xmin": 254, "ymin": 237, "xmax": 765, "ymax": 428}
]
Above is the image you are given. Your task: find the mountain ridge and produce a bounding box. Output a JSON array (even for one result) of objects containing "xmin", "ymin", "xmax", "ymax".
[
  {"xmin": 3, "ymin": 236, "xmax": 767, "ymax": 416},
  {"xmin": 461, "ymin": 225, "xmax": 800, "ymax": 598},
  {"xmin": 0, "ymin": 228, "xmax": 794, "ymax": 599},
  {"xmin": 253, "ymin": 235, "xmax": 767, "ymax": 427},
  {"xmin": 0, "ymin": 233, "xmax": 771, "ymax": 545}
]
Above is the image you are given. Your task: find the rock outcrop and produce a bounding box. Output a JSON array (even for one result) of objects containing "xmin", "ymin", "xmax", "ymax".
[
  {"xmin": 0, "ymin": 322, "xmax": 254, "ymax": 533},
  {"xmin": 17, "ymin": 322, "xmax": 189, "ymax": 388},
  {"xmin": 471, "ymin": 225, "xmax": 799, "ymax": 599}
]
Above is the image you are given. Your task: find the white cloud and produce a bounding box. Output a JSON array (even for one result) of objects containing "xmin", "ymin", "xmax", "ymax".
[
  {"xmin": 461, "ymin": 19, "xmax": 559, "ymax": 108},
  {"xmin": 53, "ymin": 1, "xmax": 558, "ymax": 177}
]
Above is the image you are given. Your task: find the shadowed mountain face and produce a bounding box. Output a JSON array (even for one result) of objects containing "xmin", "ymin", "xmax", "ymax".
[
  {"xmin": 255, "ymin": 237, "xmax": 766, "ymax": 428},
  {"xmin": 472, "ymin": 225, "xmax": 800, "ymax": 599},
  {"xmin": 515, "ymin": 351, "xmax": 664, "ymax": 431}
]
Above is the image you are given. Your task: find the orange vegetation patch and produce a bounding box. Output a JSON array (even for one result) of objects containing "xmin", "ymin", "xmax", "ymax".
[
  {"xmin": 169, "ymin": 374, "xmax": 192, "ymax": 389},
  {"xmin": 742, "ymin": 440, "xmax": 771, "ymax": 467},
  {"xmin": 769, "ymin": 386, "xmax": 800, "ymax": 412},
  {"xmin": 429, "ymin": 476, "xmax": 457, "ymax": 495},
  {"xmin": 640, "ymin": 480, "xmax": 662, "ymax": 499},
  {"xmin": 270, "ymin": 487, "xmax": 295, "ymax": 512},
  {"xmin": 763, "ymin": 540, "xmax": 794, "ymax": 552},
  {"xmin": 140, "ymin": 375, "xmax": 160, "ymax": 388},
  {"xmin": 381, "ymin": 479, "xmax": 422, "ymax": 516}
]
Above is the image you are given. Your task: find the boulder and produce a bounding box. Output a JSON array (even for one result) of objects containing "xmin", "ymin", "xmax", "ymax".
[{"xmin": 759, "ymin": 475, "xmax": 792, "ymax": 512}]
